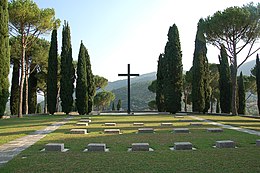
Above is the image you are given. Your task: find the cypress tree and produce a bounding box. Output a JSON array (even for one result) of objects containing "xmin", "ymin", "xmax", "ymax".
[
  {"xmin": 192, "ymin": 20, "xmax": 207, "ymax": 113},
  {"xmin": 60, "ymin": 21, "xmax": 75, "ymax": 114},
  {"xmin": 117, "ymin": 99, "xmax": 122, "ymax": 111},
  {"xmin": 238, "ymin": 72, "xmax": 245, "ymax": 114},
  {"xmin": 256, "ymin": 54, "xmax": 260, "ymax": 115},
  {"xmin": 156, "ymin": 54, "xmax": 166, "ymax": 112},
  {"xmin": 86, "ymin": 47, "xmax": 95, "ymax": 114},
  {"xmin": 76, "ymin": 41, "xmax": 88, "ymax": 115},
  {"xmin": 112, "ymin": 102, "xmax": 115, "ymax": 111},
  {"xmin": 0, "ymin": 0, "xmax": 10, "ymax": 116},
  {"xmin": 163, "ymin": 24, "xmax": 183, "ymax": 114},
  {"xmin": 47, "ymin": 29, "xmax": 58, "ymax": 115},
  {"xmin": 203, "ymin": 57, "xmax": 210, "ymax": 113},
  {"xmin": 10, "ymin": 59, "xmax": 19, "ymax": 115},
  {"xmin": 28, "ymin": 70, "xmax": 37, "ymax": 114},
  {"xmin": 218, "ymin": 45, "xmax": 232, "ymax": 113}
]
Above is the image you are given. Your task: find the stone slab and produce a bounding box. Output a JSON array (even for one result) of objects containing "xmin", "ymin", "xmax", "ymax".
[
  {"xmin": 80, "ymin": 119, "xmax": 91, "ymax": 123},
  {"xmin": 45, "ymin": 143, "xmax": 64, "ymax": 152},
  {"xmin": 133, "ymin": 123, "xmax": 144, "ymax": 126},
  {"xmin": 190, "ymin": 123, "xmax": 203, "ymax": 126},
  {"xmin": 87, "ymin": 143, "xmax": 106, "ymax": 152},
  {"xmin": 256, "ymin": 140, "xmax": 260, "ymax": 146},
  {"xmin": 70, "ymin": 129, "xmax": 88, "ymax": 134},
  {"xmin": 173, "ymin": 128, "xmax": 190, "ymax": 133},
  {"xmin": 76, "ymin": 122, "xmax": 89, "ymax": 126},
  {"xmin": 207, "ymin": 128, "xmax": 223, "ymax": 133},
  {"xmin": 104, "ymin": 129, "xmax": 121, "ymax": 134},
  {"xmin": 174, "ymin": 142, "xmax": 193, "ymax": 150},
  {"xmin": 104, "ymin": 123, "xmax": 116, "ymax": 126},
  {"xmin": 161, "ymin": 123, "xmax": 173, "ymax": 126},
  {"xmin": 138, "ymin": 128, "xmax": 154, "ymax": 133},
  {"xmin": 216, "ymin": 140, "xmax": 235, "ymax": 148},
  {"xmin": 132, "ymin": 143, "xmax": 149, "ymax": 151},
  {"xmin": 175, "ymin": 113, "xmax": 188, "ymax": 116}
]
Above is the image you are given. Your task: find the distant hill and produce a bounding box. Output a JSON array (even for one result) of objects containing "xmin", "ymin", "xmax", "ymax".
[
  {"xmin": 105, "ymin": 72, "xmax": 156, "ymax": 91},
  {"xmin": 238, "ymin": 60, "xmax": 255, "ymax": 76}
]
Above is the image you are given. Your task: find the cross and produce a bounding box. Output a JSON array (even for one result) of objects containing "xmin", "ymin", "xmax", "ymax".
[{"xmin": 118, "ymin": 64, "xmax": 139, "ymax": 114}]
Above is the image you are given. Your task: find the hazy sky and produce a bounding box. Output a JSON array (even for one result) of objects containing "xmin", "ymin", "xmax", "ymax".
[{"xmin": 34, "ymin": 0, "xmax": 259, "ymax": 81}]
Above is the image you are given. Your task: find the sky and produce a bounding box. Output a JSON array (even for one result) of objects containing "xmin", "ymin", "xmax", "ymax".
[{"xmin": 34, "ymin": 0, "xmax": 260, "ymax": 82}]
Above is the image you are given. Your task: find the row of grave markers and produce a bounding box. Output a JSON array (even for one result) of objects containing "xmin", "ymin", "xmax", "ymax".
[{"xmin": 44, "ymin": 140, "xmax": 260, "ymax": 152}]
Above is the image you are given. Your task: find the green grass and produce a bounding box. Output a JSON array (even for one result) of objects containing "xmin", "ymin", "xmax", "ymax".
[{"xmin": 1, "ymin": 114, "xmax": 260, "ymax": 173}]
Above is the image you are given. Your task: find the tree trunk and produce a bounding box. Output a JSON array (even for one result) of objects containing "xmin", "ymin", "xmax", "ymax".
[
  {"xmin": 18, "ymin": 34, "xmax": 26, "ymax": 118},
  {"xmin": 44, "ymin": 92, "xmax": 47, "ymax": 114},
  {"xmin": 25, "ymin": 54, "xmax": 29, "ymax": 114}
]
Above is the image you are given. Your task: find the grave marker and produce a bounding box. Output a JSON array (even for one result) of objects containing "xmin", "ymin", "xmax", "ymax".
[
  {"xmin": 174, "ymin": 142, "xmax": 193, "ymax": 150},
  {"xmin": 132, "ymin": 143, "xmax": 150, "ymax": 151},
  {"xmin": 138, "ymin": 128, "xmax": 154, "ymax": 133},
  {"xmin": 216, "ymin": 140, "xmax": 235, "ymax": 148},
  {"xmin": 86, "ymin": 143, "xmax": 107, "ymax": 152}
]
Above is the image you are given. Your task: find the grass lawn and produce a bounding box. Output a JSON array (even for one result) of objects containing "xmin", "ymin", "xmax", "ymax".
[{"xmin": 1, "ymin": 114, "xmax": 260, "ymax": 173}]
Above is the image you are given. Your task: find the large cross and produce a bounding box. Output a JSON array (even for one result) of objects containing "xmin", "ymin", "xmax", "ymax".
[{"xmin": 118, "ymin": 64, "xmax": 139, "ymax": 114}]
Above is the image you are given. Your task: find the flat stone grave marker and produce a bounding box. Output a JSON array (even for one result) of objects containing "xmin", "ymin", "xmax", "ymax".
[
  {"xmin": 175, "ymin": 113, "xmax": 187, "ymax": 116},
  {"xmin": 81, "ymin": 117, "xmax": 91, "ymax": 119},
  {"xmin": 190, "ymin": 123, "xmax": 203, "ymax": 126},
  {"xmin": 104, "ymin": 123, "xmax": 116, "ymax": 126},
  {"xmin": 45, "ymin": 143, "xmax": 68, "ymax": 152},
  {"xmin": 173, "ymin": 128, "xmax": 190, "ymax": 133},
  {"xmin": 85, "ymin": 143, "xmax": 108, "ymax": 152},
  {"xmin": 133, "ymin": 123, "xmax": 144, "ymax": 126},
  {"xmin": 131, "ymin": 143, "xmax": 150, "ymax": 151},
  {"xmin": 138, "ymin": 128, "xmax": 154, "ymax": 133},
  {"xmin": 215, "ymin": 140, "xmax": 235, "ymax": 148},
  {"xmin": 161, "ymin": 123, "xmax": 173, "ymax": 126},
  {"xmin": 256, "ymin": 140, "xmax": 260, "ymax": 146},
  {"xmin": 80, "ymin": 119, "xmax": 91, "ymax": 123},
  {"xmin": 207, "ymin": 128, "xmax": 223, "ymax": 133},
  {"xmin": 76, "ymin": 122, "xmax": 88, "ymax": 126},
  {"xmin": 173, "ymin": 142, "xmax": 193, "ymax": 150},
  {"xmin": 104, "ymin": 129, "xmax": 121, "ymax": 134},
  {"xmin": 70, "ymin": 129, "xmax": 88, "ymax": 134}
]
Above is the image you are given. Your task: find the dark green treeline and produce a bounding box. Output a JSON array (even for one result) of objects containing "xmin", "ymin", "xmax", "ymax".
[
  {"xmin": 256, "ymin": 54, "xmax": 260, "ymax": 114},
  {"xmin": 218, "ymin": 45, "xmax": 232, "ymax": 113},
  {"xmin": 60, "ymin": 21, "xmax": 75, "ymax": 114},
  {"xmin": 192, "ymin": 19, "xmax": 210, "ymax": 113},
  {"xmin": 47, "ymin": 29, "xmax": 58, "ymax": 115},
  {"xmin": 156, "ymin": 24, "xmax": 183, "ymax": 114},
  {"xmin": 0, "ymin": 0, "xmax": 10, "ymax": 116}
]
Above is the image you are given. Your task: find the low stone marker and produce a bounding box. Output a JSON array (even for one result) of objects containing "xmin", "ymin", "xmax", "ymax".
[
  {"xmin": 80, "ymin": 119, "xmax": 91, "ymax": 123},
  {"xmin": 131, "ymin": 143, "xmax": 150, "ymax": 151},
  {"xmin": 133, "ymin": 123, "xmax": 144, "ymax": 126},
  {"xmin": 76, "ymin": 122, "xmax": 88, "ymax": 126},
  {"xmin": 104, "ymin": 129, "xmax": 121, "ymax": 134},
  {"xmin": 104, "ymin": 123, "xmax": 116, "ymax": 126},
  {"xmin": 207, "ymin": 128, "xmax": 223, "ymax": 133},
  {"xmin": 190, "ymin": 123, "xmax": 203, "ymax": 126},
  {"xmin": 173, "ymin": 142, "xmax": 193, "ymax": 150},
  {"xmin": 216, "ymin": 140, "xmax": 235, "ymax": 148},
  {"xmin": 173, "ymin": 128, "xmax": 190, "ymax": 133},
  {"xmin": 45, "ymin": 143, "xmax": 68, "ymax": 152},
  {"xmin": 161, "ymin": 123, "xmax": 173, "ymax": 126},
  {"xmin": 70, "ymin": 129, "xmax": 88, "ymax": 134},
  {"xmin": 175, "ymin": 113, "xmax": 187, "ymax": 116},
  {"xmin": 86, "ymin": 143, "xmax": 107, "ymax": 152},
  {"xmin": 256, "ymin": 140, "xmax": 260, "ymax": 146},
  {"xmin": 81, "ymin": 117, "xmax": 91, "ymax": 119},
  {"xmin": 138, "ymin": 128, "xmax": 154, "ymax": 133}
]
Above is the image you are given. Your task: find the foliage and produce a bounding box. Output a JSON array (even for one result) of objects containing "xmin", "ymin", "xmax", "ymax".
[
  {"xmin": 47, "ymin": 29, "xmax": 58, "ymax": 115},
  {"xmin": 156, "ymin": 54, "xmax": 166, "ymax": 111},
  {"xmin": 36, "ymin": 103, "xmax": 42, "ymax": 114},
  {"xmin": 148, "ymin": 80, "xmax": 156, "ymax": 93},
  {"xmin": 148, "ymin": 100, "xmax": 157, "ymax": 110},
  {"xmin": 117, "ymin": 99, "xmax": 121, "ymax": 111},
  {"xmin": 94, "ymin": 91, "xmax": 115, "ymax": 111},
  {"xmin": 94, "ymin": 75, "xmax": 108, "ymax": 91},
  {"xmin": 28, "ymin": 70, "xmax": 37, "ymax": 114},
  {"xmin": 0, "ymin": 0, "xmax": 10, "ymax": 116},
  {"xmin": 202, "ymin": 3, "xmax": 260, "ymax": 115},
  {"xmin": 111, "ymin": 102, "xmax": 115, "ymax": 111},
  {"xmin": 218, "ymin": 45, "xmax": 232, "ymax": 113},
  {"xmin": 163, "ymin": 24, "xmax": 183, "ymax": 114},
  {"xmin": 183, "ymin": 69, "xmax": 192, "ymax": 111},
  {"xmin": 208, "ymin": 63, "xmax": 219, "ymax": 113},
  {"xmin": 192, "ymin": 20, "xmax": 208, "ymax": 113},
  {"xmin": 60, "ymin": 21, "xmax": 75, "ymax": 114},
  {"xmin": 76, "ymin": 41, "xmax": 88, "ymax": 115},
  {"xmin": 238, "ymin": 72, "xmax": 245, "ymax": 114},
  {"xmin": 256, "ymin": 54, "xmax": 260, "ymax": 114}
]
